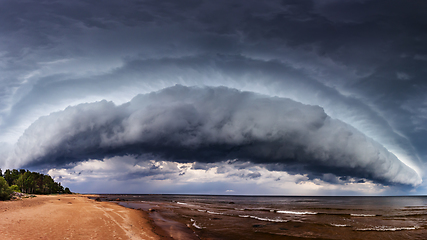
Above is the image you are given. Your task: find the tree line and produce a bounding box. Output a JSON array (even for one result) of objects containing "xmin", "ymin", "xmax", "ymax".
[{"xmin": 0, "ymin": 168, "xmax": 71, "ymax": 200}]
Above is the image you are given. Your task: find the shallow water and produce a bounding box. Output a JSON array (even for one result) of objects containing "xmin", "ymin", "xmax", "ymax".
[{"xmin": 99, "ymin": 195, "xmax": 427, "ymax": 239}]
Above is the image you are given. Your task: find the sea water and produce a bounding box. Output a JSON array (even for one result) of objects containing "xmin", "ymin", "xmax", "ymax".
[{"xmin": 98, "ymin": 195, "xmax": 427, "ymax": 239}]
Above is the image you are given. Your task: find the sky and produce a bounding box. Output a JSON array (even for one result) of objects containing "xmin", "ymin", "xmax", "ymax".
[{"xmin": 0, "ymin": 0, "xmax": 426, "ymax": 195}]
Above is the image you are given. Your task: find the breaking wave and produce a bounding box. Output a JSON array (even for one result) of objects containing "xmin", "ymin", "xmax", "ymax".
[
  {"xmin": 277, "ymin": 210, "xmax": 317, "ymax": 215},
  {"xmin": 350, "ymin": 214, "xmax": 377, "ymax": 217},
  {"xmin": 239, "ymin": 215, "xmax": 288, "ymax": 222},
  {"xmin": 207, "ymin": 211, "xmax": 224, "ymax": 215},
  {"xmin": 190, "ymin": 219, "xmax": 203, "ymax": 229},
  {"xmin": 355, "ymin": 226, "xmax": 420, "ymax": 231},
  {"xmin": 330, "ymin": 223, "xmax": 349, "ymax": 227}
]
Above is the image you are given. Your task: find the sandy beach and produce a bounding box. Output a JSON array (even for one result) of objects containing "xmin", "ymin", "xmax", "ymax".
[{"xmin": 0, "ymin": 194, "xmax": 163, "ymax": 240}]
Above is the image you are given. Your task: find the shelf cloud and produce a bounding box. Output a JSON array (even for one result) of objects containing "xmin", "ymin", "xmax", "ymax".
[
  {"xmin": 9, "ymin": 86, "xmax": 421, "ymax": 186},
  {"xmin": 1, "ymin": 0, "xmax": 426, "ymax": 194}
]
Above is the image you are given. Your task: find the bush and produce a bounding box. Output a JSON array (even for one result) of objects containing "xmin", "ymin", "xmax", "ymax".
[
  {"xmin": 10, "ymin": 185, "xmax": 21, "ymax": 193},
  {"xmin": 0, "ymin": 177, "xmax": 12, "ymax": 200}
]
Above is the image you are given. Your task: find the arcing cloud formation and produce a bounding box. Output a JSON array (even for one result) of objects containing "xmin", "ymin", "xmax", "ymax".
[
  {"xmin": 1, "ymin": 0, "xmax": 427, "ymax": 194},
  {"xmin": 10, "ymin": 86, "xmax": 421, "ymax": 186}
]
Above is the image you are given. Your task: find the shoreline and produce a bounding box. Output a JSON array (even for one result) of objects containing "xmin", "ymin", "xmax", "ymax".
[
  {"xmin": 4, "ymin": 194, "xmax": 425, "ymax": 239},
  {"xmin": 0, "ymin": 194, "xmax": 166, "ymax": 239},
  {"xmin": 90, "ymin": 194, "xmax": 427, "ymax": 240}
]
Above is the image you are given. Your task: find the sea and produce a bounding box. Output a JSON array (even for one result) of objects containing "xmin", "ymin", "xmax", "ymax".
[{"xmin": 95, "ymin": 195, "xmax": 427, "ymax": 240}]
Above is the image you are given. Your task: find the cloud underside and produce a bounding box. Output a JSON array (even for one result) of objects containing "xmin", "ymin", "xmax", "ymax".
[
  {"xmin": 47, "ymin": 157, "xmax": 392, "ymax": 195},
  {"xmin": 13, "ymin": 85, "xmax": 421, "ymax": 186}
]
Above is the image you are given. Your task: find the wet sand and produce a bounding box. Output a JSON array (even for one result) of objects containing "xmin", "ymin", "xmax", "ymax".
[{"xmin": 0, "ymin": 194, "xmax": 162, "ymax": 240}]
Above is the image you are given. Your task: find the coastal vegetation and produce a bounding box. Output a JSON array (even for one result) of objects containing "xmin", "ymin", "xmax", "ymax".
[{"xmin": 0, "ymin": 168, "xmax": 71, "ymax": 200}]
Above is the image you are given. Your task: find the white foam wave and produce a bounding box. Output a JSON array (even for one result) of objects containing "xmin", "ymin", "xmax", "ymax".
[
  {"xmin": 197, "ymin": 209, "xmax": 206, "ymax": 212},
  {"xmin": 239, "ymin": 215, "xmax": 288, "ymax": 222},
  {"xmin": 330, "ymin": 224, "xmax": 348, "ymax": 227},
  {"xmin": 190, "ymin": 219, "xmax": 203, "ymax": 229},
  {"xmin": 277, "ymin": 210, "xmax": 317, "ymax": 215},
  {"xmin": 207, "ymin": 211, "xmax": 224, "ymax": 215},
  {"xmin": 193, "ymin": 222, "xmax": 203, "ymax": 229},
  {"xmin": 350, "ymin": 214, "xmax": 376, "ymax": 217},
  {"xmin": 356, "ymin": 226, "xmax": 420, "ymax": 231},
  {"xmin": 177, "ymin": 202, "xmax": 188, "ymax": 205}
]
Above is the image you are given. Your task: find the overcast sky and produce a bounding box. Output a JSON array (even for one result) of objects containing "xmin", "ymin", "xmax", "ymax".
[{"xmin": 1, "ymin": 0, "xmax": 426, "ymax": 195}]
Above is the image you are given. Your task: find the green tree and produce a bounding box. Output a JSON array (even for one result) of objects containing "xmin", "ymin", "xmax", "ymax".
[
  {"xmin": 4, "ymin": 169, "xmax": 12, "ymax": 186},
  {"xmin": 42, "ymin": 175, "xmax": 55, "ymax": 194},
  {"xmin": 64, "ymin": 187, "xmax": 72, "ymax": 194},
  {"xmin": 15, "ymin": 174, "xmax": 24, "ymax": 193},
  {"xmin": 0, "ymin": 177, "xmax": 12, "ymax": 200},
  {"xmin": 4, "ymin": 169, "xmax": 20, "ymax": 186},
  {"xmin": 1, "ymin": 169, "xmax": 71, "ymax": 195},
  {"xmin": 23, "ymin": 172, "xmax": 35, "ymax": 193}
]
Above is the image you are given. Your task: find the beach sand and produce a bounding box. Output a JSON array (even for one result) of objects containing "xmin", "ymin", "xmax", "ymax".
[{"xmin": 0, "ymin": 194, "xmax": 163, "ymax": 240}]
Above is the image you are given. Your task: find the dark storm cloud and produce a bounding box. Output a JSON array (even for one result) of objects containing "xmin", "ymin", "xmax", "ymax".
[
  {"xmin": 4, "ymin": 53, "xmax": 421, "ymax": 175},
  {"xmin": 1, "ymin": 0, "xmax": 427, "ymax": 193},
  {"xmin": 10, "ymin": 86, "xmax": 421, "ymax": 185},
  {"xmin": 1, "ymin": 0, "xmax": 424, "ymax": 157}
]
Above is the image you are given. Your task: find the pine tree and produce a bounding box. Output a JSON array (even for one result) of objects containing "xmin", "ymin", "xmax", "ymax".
[{"xmin": 0, "ymin": 177, "xmax": 12, "ymax": 200}]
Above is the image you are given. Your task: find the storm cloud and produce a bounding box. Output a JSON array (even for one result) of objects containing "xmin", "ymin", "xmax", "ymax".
[
  {"xmin": 1, "ymin": 0, "xmax": 427, "ymax": 194},
  {"xmin": 9, "ymin": 86, "xmax": 421, "ymax": 186}
]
